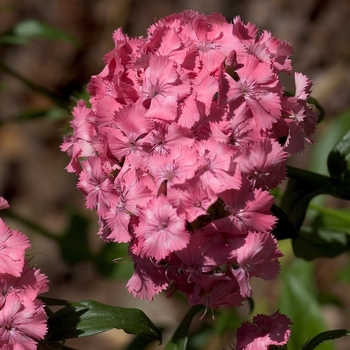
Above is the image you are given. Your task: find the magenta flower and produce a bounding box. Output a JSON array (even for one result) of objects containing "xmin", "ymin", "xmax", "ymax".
[
  {"xmin": 167, "ymin": 178, "xmax": 217, "ymax": 222},
  {"xmin": 209, "ymin": 178, "xmax": 276, "ymax": 235},
  {"xmin": 189, "ymin": 274, "xmax": 244, "ymax": 310},
  {"xmin": 105, "ymin": 175, "xmax": 153, "ymax": 243},
  {"xmin": 0, "ymin": 198, "xmax": 49, "ymax": 348},
  {"xmin": 78, "ymin": 156, "xmax": 119, "ymax": 217},
  {"xmin": 236, "ymin": 311, "xmax": 292, "ymax": 350},
  {"xmin": 0, "ymin": 219, "xmax": 30, "ymax": 277},
  {"xmin": 196, "ymin": 139, "xmax": 241, "ymax": 193},
  {"xmin": 60, "ymin": 100, "xmax": 96, "ymax": 174},
  {"xmin": 147, "ymin": 146, "xmax": 199, "ymax": 191},
  {"xmin": 142, "ymin": 123, "xmax": 194, "ymax": 156},
  {"xmin": 62, "ymin": 10, "xmax": 316, "ymax": 315},
  {"xmin": 134, "ymin": 195, "xmax": 190, "ymax": 260},
  {"xmin": 141, "ymin": 55, "xmax": 190, "ymax": 121},
  {"xmin": 279, "ymin": 72, "xmax": 318, "ymax": 153},
  {"xmin": 126, "ymin": 254, "xmax": 168, "ymax": 300},
  {"xmin": 219, "ymin": 55, "xmax": 282, "ymax": 131},
  {"xmin": 237, "ymin": 139, "xmax": 288, "ymax": 189},
  {"xmin": 181, "ymin": 13, "xmax": 245, "ymax": 72},
  {"xmin": 230, "ymin": 231, "xmax": 283, "ymax": 297},
  {"xmin": 0, "ymin": 197, "xmax": 9, "ymax": 210},
  {"xmin": 0, "ymin": 264, "xmax": 49, "ymax": 308},
  {"xmin": 0, "ymin": 294, "xmax": 47, "ymax": 350}
]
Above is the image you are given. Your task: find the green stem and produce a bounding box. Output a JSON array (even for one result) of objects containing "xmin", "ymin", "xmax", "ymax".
[{"xmin": 164, "ymin": 305, "xmax": 204, "ymax": 350}]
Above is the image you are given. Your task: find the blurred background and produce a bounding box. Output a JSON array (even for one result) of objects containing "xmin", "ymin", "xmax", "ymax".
[{"xmin": 1, "ymin": 0, "xmax": 350, "ymax": 349}]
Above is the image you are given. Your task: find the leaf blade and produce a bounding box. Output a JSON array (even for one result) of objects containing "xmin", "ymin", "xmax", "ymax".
[
  {"xmin": 300, "ymin": 329, "xmax": 350, "ymax": 350},
  {"xmin": 46, "ymin": 300, "xmax": 162, "ymax": 343}
]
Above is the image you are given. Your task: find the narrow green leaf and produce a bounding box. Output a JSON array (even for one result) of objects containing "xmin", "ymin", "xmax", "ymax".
[
  {"xmin": 46, "ymin": 300, "xmax": 162, "ymax": 343},
  {"xmin": 0, "ymin": 34, "xmax": 28, "ymax": 45},
  {"xmin": 328, "ymin": 128, "xmax": 350, "ymax": 179},
  {"xmin": 164, "ymin": 305, "xmax": 204, "ymax": 350},
  {"xmin": 13, "ymin": 19, "xmax": 79, "ymax": 46},
  {"xmin": 300, "ymin": 329, "xmax": 350, "ymax": 350},
  {"xmin": 309, "ymin": 108, "xmax": 350, "ymax": 176},
  {"xmin": 327, "ymin": 126, "xmax": 350, "ymax": 200}
]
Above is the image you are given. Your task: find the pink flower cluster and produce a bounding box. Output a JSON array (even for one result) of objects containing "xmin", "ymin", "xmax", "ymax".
[
  {"xmin": 0, "ymin": 198, "xmax": 48, "ymax": 349},
  {"xmin": 62, "ymin": 11, "xmax": 317, "ymax": 309}
]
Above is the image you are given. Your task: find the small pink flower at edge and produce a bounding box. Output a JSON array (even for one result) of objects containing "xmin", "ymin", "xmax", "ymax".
[{"xmin": 236, "ymin": 310, "xmax": 292, "ymax": 350}]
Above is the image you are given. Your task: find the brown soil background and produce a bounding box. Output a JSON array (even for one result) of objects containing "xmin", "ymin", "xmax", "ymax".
[{"xmin": 1, "ymin": 1, "xmax": 350, "ymax": 349}]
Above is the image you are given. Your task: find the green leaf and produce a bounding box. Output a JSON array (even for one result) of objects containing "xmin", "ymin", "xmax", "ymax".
[
  {"xmin": 46, "ymin": 300, "xmax": 162, "ymax": 343},
  {"xmin": 164, "ymin": 305, "xmax": 204, "ymax": 350},
  {"xmin": 292, "ymin": 216, "xmax": 350, "ymax": 260},
  {"xmin": 12, "ymin": 19, "xmax": 79, "ymax": 46},
  {"xmin": 0, "ymin": 34, "xmax": 28, "ymax": 45},
  {"xmin": 124, "ymin": 330, "xmax": 164, "ymax": 350},
  {"xmin": 281, "ymin": 167, "xmax": 332, "ymax": 232},
  {"xmin": 327, "ymin": 128, "xmax": 350, "ymax": 199},
  {"xmin": 39, "ymin": 296, "xmax": 86, "ymax": 307},
  {"xmin": 300, "ymin": 329, "xmax": 350, "ymax": 350},
  {"xmin": 279, "ymin": 259, "xmax": 335, "ymax": 350},
  {"xmin": 309, "ymin": 108, "xmax": 350, "ymax": 176},
  {"xmin": 271, "ymin": 204, "xmax": 298, "ymax": 240}
]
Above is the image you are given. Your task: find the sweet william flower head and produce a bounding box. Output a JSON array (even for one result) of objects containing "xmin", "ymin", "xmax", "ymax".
[{"xmin": 62, "ymin": 10, "xmax": 316, "ymax": 308}]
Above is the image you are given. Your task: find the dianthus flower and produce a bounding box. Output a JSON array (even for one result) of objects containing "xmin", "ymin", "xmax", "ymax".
[
  {"xmin": 236, "ymin": 311, "xmax": 292, "ymax": 350},
  {"xmin": 0, "ymin": 197, "xmax": 49, "ymax": 349},
  {"xmin": 62, "ymin": 10, "xmax": 316, "ymax": 314}
]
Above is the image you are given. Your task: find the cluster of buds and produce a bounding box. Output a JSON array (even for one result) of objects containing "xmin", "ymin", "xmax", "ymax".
[
  {"xmin": 0, "ymin": 197, "xmax": 48, "ymax": 349},
  {"xmin": 62, "ymin": 10, "xmax": 316, "ymax": 311}
]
